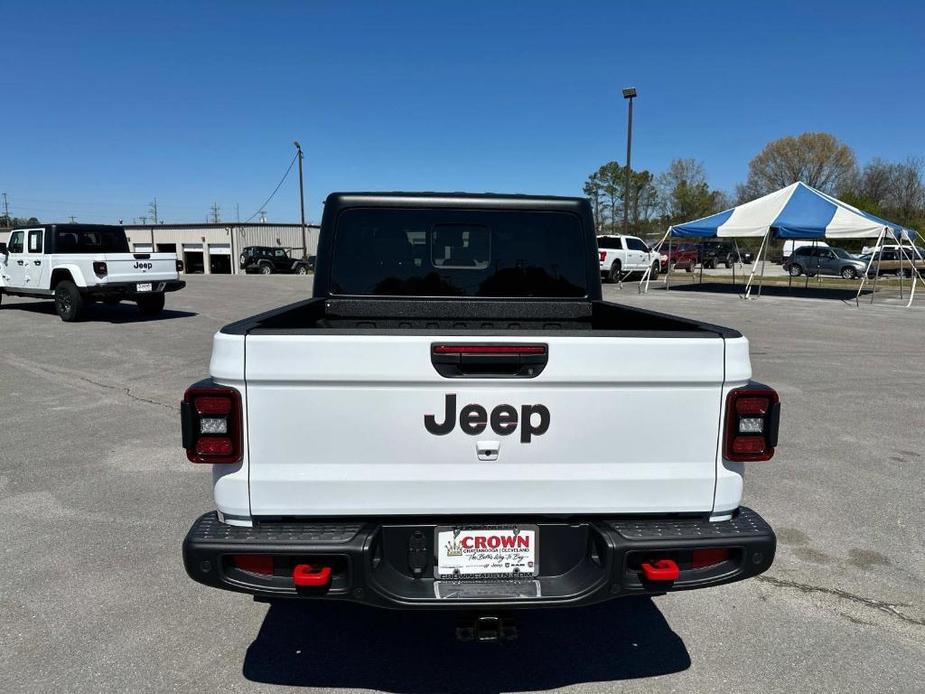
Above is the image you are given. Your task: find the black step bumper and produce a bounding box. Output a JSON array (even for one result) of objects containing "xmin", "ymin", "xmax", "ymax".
[
  {"xmin": 81, "ymin": 280, "xmax": 185, "ymax": 298},
  {"xmin": 183, "ymin": 508, "xmax": 775, "ymax": 609}
]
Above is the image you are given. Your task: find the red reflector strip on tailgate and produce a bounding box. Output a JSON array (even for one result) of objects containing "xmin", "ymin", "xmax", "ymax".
[{"xmin": 432, "ymin": 345, "xmax": 547, "ymax": 355}]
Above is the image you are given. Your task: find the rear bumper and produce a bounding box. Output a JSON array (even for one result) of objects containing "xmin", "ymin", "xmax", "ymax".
[
  {"xmin": 81, "ymin": 280, "xmax": 185, "ymax": 297},
  {"xmin": 183, "ymin": 507, "xmax": 775, "ymax": 609}
]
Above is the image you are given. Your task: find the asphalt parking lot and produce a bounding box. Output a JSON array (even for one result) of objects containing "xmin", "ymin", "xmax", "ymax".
[{"xmin": 1, "ymin": 275, "xmax": 923, "ymax": 693}]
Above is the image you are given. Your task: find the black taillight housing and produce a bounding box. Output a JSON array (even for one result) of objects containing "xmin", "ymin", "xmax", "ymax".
[
  {"xmin": 181, "ymin": 384, "xmax": 242, "ymax": 464},
  {"xmin": 176, "ymin": 259, "xmax": 184, "ymax": 272},
  {"xmin": 93, "ymin": 261, "xmax": 108, "ymax": 278},
  {"xmin": 723, "ymin": 385, "xmax": 780, "ymax": 462}
]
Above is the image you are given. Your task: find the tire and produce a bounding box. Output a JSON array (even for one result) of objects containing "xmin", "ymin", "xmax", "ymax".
[
  {"xmin": 239, "ymin": 254, "xmax": 247, "ymax": 268},
  {"xmin": 841, "ymin": 266, "xmax": 858, "ymax": 280},
  {"xmin": 54, "ymin": 280, "xmax": 84, "ymax": 322},
  {"xmin": 608, "ymin": 261, "xmax": 622, "ymax": 283},
  {"xmin": 137, "ymin": 293, "xmax": 165, "ymax": 317},
  {"xmin": 788, "ymin": 264, "xmax": 803, "ymax": 277},
  {"xmin": 650, "ymin": 262, "xmax": 660, "ymax": 280},
  {"xmin": 685, "ymin": 264, "xmax": 694, "ymax": 273},
  {"xmin": 259, "ymin": 262, "xmax": 273, "ymax": 275},
  {"xmin": 296, "ymin": 265, "xmax": 308, "ymax": 276}
]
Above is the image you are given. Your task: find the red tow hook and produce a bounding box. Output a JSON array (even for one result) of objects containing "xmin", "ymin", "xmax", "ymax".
[
  {"xmin": 292, "ymin": 564, "xmax": 332, "ymax": 588},
  {"xmin": 640, "ymin": 559, "xmax": 680, "ymax": 582}
]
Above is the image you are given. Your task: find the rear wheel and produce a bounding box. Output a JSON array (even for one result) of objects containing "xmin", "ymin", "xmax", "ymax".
[
  {"xmin": 788, "ymin": 264, "xmax": 803, "ymax": 277},
  {"xmin": 137, "ymin": 293, "xmax": 165, "ymax": 317},
  {"xmin": 260, "ymin": 262, "xmax": 273, "ymax": 275},
  {"xmin": 296, "ymin": 265, "xmax": 308, "ymax": 276},
  {"xmin": 54, "ymin": 280, "xmax": 84, "ymax": 322},
  {"xmin": 608, "ymin": 261, "xmax": 622, "ymax": 283},
  {"xmin": 650, "ymin": 262, "xmax": 660, "ymax": 280},
  {"xmin": 685, "ymin": 264, "xmax": 694, "ymax": 273},
  {"xmin": 841, "ymin": 266, "xmax": 858, "ymax": 280}
]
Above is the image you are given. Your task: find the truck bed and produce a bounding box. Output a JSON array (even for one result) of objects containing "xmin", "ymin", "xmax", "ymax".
[{"xmin": 220, "ymin": 297, "xmax": 740, "ymax": 338}]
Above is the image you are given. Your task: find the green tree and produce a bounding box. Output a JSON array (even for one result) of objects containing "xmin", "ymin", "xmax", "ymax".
[
  {"xmin": 583, "ymin": 162, "xmax": 658, "ymax": 233},
  {"xmin": 657, "ymin": 159, "xmax": 724, "ymax": 223}
]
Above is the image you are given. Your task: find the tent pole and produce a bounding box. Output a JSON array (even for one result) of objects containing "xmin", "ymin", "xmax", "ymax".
[
  {"xmin": 744, "ymin": 229, "xmax": 771, "ymax": 300},
  {"xmin": 855, "ymin": 227, "xmax": 885, "ymax": 306},
  {"xmin": 641, "ymin": 228, "xmax": 671, "ymax": 294},
  {"xmin": 732, "ymin": 239, "xmax": 742, "ymax": 286},
  {"xmin": 898, "ymin": 233, "xmax": 905, "ymax": 300},
  {"xmin": 905, "ymin": 231, "xmax": 925, "ymax": 307},
  {"xmin": 699, "ymin": 241, "xmax": 704, "ymax": 285},
  {"xmin": 666, "ymin": 232, "xmax": 673, "ymax": 291},
  {"xmin": 757, "ymin": 233, "xmax": 769, "ymax": 297},
  {"xmin": 805, "ymin": 240, "xmax": 815, "ymax": 289},
  {"xmin": 870, "ymin": 229, "xmax": 886, "ymax": 304}
]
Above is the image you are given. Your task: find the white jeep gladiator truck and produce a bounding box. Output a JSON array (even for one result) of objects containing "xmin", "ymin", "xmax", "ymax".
[
  {"xmin": 182, "ymin": 193, "xmax": 779, "ymax": 637},
  {"xmin": 0, "ymin": 223, "xmax": 185, "ymax": 321}
]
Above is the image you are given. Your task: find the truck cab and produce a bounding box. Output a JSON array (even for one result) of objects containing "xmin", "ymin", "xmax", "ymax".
[
  {"xmin": 182, "ymin": 193, "xmax": 779, "ymax": 620},
  {"xmin": 0, "ymin": 224, "xmax": 185, "ymax": 321}
]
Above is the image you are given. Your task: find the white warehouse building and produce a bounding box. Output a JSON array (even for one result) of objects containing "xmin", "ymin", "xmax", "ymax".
[
  {"xmin": 123, "ymin": 223, "xmax": 320, "ymax": 274},
  {"xmin": 1, "ymin": 222, "xmax": 320, "ymax": 275}
]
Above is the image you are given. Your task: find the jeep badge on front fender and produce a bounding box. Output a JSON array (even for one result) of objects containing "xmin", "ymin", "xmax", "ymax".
[{"xmin": 424, "ymin": 394, "xmax": 550, "ymax": 443}]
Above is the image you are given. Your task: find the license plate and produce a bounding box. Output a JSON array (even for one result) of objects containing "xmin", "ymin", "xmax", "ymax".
[
  {"xmin": 136, "ymin": 282, "xmax": 152, "ymax": 292},
  {"xmin": 435, "ymin": 526, "xmax": 538, "ymax": 579}
]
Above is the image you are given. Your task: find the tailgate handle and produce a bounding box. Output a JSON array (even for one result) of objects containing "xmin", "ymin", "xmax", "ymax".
[{"xmin": 431, "ymin": 344, "xmax": 548, "ymax": 379}]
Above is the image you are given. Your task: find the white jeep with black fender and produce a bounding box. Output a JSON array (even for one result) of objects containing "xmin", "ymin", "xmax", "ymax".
[
  {"xmin": 0, "ymin": 223, "xmax": 185, "ymax": 321},
  {"xmin": 181, "ymin": 193, "xmax": 780, "ymax": 636}
]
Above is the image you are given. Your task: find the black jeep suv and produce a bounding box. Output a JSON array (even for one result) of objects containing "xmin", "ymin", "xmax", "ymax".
[{"xmin": 239, "ymin": 246, "xmax": 312, "ymax": 275}]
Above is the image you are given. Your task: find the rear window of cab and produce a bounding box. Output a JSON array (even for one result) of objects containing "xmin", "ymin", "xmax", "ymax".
[{"xmin": 330, "ymin": 208, "xmax": 588, "ymax": 297}]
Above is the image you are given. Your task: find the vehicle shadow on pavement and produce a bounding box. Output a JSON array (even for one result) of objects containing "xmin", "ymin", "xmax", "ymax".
[
  {"xmin": 656, "ymin": 281, "xmax": 870, "ymax": 301},
  {"xmin": 243, "ymin": 597, "xmax": 689, "ymax": 693},
  {"xmin": 2, "ymin": 300, "xmax": 197, "ymax": 323}
]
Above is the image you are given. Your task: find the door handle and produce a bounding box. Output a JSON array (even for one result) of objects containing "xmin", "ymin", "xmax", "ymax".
[
  {"xmin": 34, "ymin": 260, "xmax": 41, "ymax": 266},
  {"xmin": 16, "ymin": 260, "xmax": 24, "ymax": 265}
]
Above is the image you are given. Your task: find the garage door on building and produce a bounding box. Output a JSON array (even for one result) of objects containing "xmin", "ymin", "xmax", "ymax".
[
  {"xmin": 133, "ymin": 243, "xmax": 154, "ymax": 253},
  {"xmin": 208, "ymin": 243, "xmax": 232, "ymax": 274},
  {"xmin": 183, "ymin": 243, "xmax": 204, "ymax": 274}
]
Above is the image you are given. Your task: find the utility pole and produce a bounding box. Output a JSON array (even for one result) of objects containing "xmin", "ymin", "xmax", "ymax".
[
  {"xmin": 68, "ymin": 215, "xmax": 77, "ymax": 223},
  {"xmin": 139, "ymin": 215, "xmax": 148, "ymax": 225},
  {"xmin": 622, "ymin": 87, "xmax": 637, "ymax": 235},
  {"xmin": 2, "ymin": 193, "xmax": 10, "ymax": 225},
  {"xmin": 235, "ymin": 203, "xmax": 240, "ymax": 223},
  {"xmin": 210, "ymin": 202, "xmax": 221, "ymax": 223},
  {"xmin": 148, "ymin": 197, "xmax": 159, "ymax": 225},
  {"xmin": 294, "ymin": 141, "xmax": 307, "ymax": 257}
]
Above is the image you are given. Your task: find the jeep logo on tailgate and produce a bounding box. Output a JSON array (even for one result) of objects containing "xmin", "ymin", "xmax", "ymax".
[
  {"xmin": 133, "ymin": 261, "xmax": 153, "ymax": 270},
  {"xmin": 424, "ymin": 394, "xmax": 550, "ymax": 443}
]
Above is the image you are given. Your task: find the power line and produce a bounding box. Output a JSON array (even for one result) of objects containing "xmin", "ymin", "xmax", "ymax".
[{"xmin": 242, "ymin": 152, "xmax": 298, "ymax": 224}]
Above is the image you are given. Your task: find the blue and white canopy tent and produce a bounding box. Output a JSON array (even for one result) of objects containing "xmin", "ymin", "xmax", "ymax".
[{"xmin": 642, "ymin": 182, "xmax": 924, "ymax": 306}]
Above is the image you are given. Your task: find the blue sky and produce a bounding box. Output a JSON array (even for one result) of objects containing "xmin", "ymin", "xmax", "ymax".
[{"xmin": 3, "ymin": 1, "xmax": 923, "ymax": 224}]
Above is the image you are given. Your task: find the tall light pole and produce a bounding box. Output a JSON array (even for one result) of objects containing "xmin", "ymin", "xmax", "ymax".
[
  {"xmin": 622, "ymin": 87, "xmax": 637, "ymax": 235},
  {"xmin": 294, "ymin": 141, "xmax": 307, "ymax": 258}
]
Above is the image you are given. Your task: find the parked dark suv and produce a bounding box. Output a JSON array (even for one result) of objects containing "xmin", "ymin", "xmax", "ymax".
[
  {"xmin": 699, "ymin": 241, "xmax": 753, "ymax": 268},
  {"xmin": 239, "ymin": 246, "xmax": 312, "ymax": 275}
]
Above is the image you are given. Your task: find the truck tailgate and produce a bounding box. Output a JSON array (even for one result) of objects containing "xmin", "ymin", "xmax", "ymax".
[
  {"xmin": 244, "ymin": 334, "xmax": 726, "ymax": 516},
  {"xmin": 102, "ymin": 253, "xmax": 178, "ymax": 283}
]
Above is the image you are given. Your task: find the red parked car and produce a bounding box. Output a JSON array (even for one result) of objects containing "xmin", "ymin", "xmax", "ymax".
[{"xmin": 659, "ymin": 243, "xmax": 699, "ymax": 272}]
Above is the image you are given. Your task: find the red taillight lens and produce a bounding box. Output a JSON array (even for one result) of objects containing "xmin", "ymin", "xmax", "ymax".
[
  {"xmin": 432, "ymin": 344, "xmax": 546, "ymax": 355},
  {"xmin": 232, "ymin": 555, "xmax": 274, "ymax": 575},
  {"xmin": 599, "ymin": 250, "xmax": 607, "ymax": 262},
  {"xmin": 182, "ymin": 385, "xmax": 242, "ymax": 464},
  {"xmin": 724, "ymin": 386, "xmax": 780, "ymax": 462},
  {"xmin": 195, "ymin": 437, "xmax": 233, "ymax": 456},
  {"xmin": 194, "ymin": 396, "xmax": 233, "ymax": 415},
  {"xmin": 692, "ymin": 548, "xmax": 730, "ymax": 569},
  {"xmin": 93, "ymin": 261, "xmax": 108, "ymax": 278}
]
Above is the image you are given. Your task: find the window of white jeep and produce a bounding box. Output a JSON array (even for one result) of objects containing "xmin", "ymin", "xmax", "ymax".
[
  {"xmin": 54, "ymin": 226, "xmax": 129, "ymax": 253},
  {"xmin": 331, "ymin": 208, "xmax": 587, "ymax": 297},
  {"xmin": 28, "ymin": 230, "xmax": 43, "ymax": 253},
  {"xmin": 8, "ymin": 231, "xmax": 24, "ymax": 254}
]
